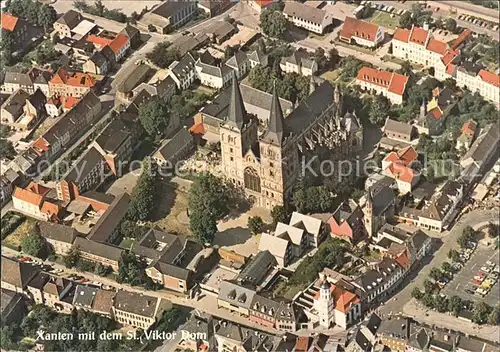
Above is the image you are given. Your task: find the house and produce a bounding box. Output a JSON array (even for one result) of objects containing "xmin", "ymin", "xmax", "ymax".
[
  {"xmin": 1, "ymin": 256, "xmax": 39, "ymax": 294},
  {"xmin": 1, "ymin": 13, "xmax": 29, "ymax": 44},
  {"xmin": 460, "ymin": 122, "xmax": 499, "ymax": 176},
  {"xmin": 135, "ymin": 229, "xmax": 196, "ymax": 293},
  {"xmin": 42, "ymin": 276, "xmax": 74, "ymax": 313},
  {"xmin": 113, "ymin": 63, "xmax": 153, "ymax": 107},
  {"xmin": 0, "ymin": 169, "xmax": 23, "ymax": 206},
  {"xmin": 70, "ymin": 19, "xmax": 98, "ymax": 40},
  {"xmin": 248, "ymin": 50, "xmax": 268, "ymax": 69},
  {"xmin": 35, "ymin": 91, "xmax": 102, "ymax": 161},
  {"xmin": 204, "ymin": 20, "xmax": 237, "ymax": 44},
  {"xmin": 38, "ymin": 222, "xmax": 77, "ymax": 255},
  {"xmin": 72, "ymin": 285, "xmax": 99, "ymax": 310},
  {"xmin": 198, "ymin": 0, "xmax": 232, "ymax": 17},
  {"xmin": 328, "ymin": 199, "xmax": 366, "ymax": 243},
  {"xmin": 1, "ymin": 289, "xmax": 27, "ymax": 327},
  {"xmin": 381, "ymin": 146, "xmax": 420, "ymax": 194},
  {"xmin": 226, "ymin": 51, "xmax": 250, "ymax": 78},
  {"xmin": 83, "ymin": 51, "xmax": 109, "ymax": 75},
  {"xmin": 33, "ymin": 70, "xmax": 53, "ymax": 97},
  {"xmin": 258, "ymin": 212, "xmax": 324, "ymax": 267},
  {"xmin": 56, "ymin": 147, "xmax": 108, "ymax": 201},
  {"xmin": 119, "ymin": 24, "xmax": 141, "ymax": 49},
  {"xmin": 462, "ymin": 69, "xmax": 499, "ymax": 106},
  {"xmin": 377, "ymin": 315, "xmax": 411, "ymax": 351},
  {"xmin": 20, "ymin": 89, "xmax": 47, "ymax": 130},
  {"xmin": 153, "ymin": 127, "xmax": 194, "ymax": 169},
  {"xmin": 398, "ymin": 180, "xmax": 463, "ymax": 232},
  {"xmin": 134, "ymin": 74, "xmax": 177, "ymax": 102},
  {"xmin": 176, "ymin": 312, "xmax": 215, "ymax": 352},
  {"xmin": 356, "ymin": 67, "xmax": 408, "ymax": 105},
  {"xmin": 54, "ymin": 10, "xmax": 83, "ymax": 38},
  {"xmin": 137, "ymin": 1, "xmax": 197, "ymax": 34},
  {"xmin": 246, "ymin": 0, "xmax": 275, "ymax": 14},
  {"xmin": 415, "ymin": 87, "xmax": 458, "ymax": 136},
  {"xmin": 340, "ymin": 17, "xmax": 384, "ymax": 48},
  {"xmin": 91, "ymin": 289, "xmax": 115, "ymax": 317},
  {"xmin": 12, "ymin": 182, "xmax": 62, "ymax": 222},
  {"xmin": 283, "ymin": 2, "xmax": 332, "ymax": 34},
  {"xmin": 108, "ymin": 34, "xmax": 130, "ymax": 62},
  {"xmin": 112, "ymin": 290, "xmax": 171, "ymax": 329},
  {"xmin": 456, "ymin": 119, "xmax": 477, "ymax": 151},
  {"xmin": 87, "ymin": 193, "xmax": 130, "ymax": 243},
  {"xmin": 91, "ymin": 119, "xmax": 135, "ymax": 176},
  {"xmin": 168, "ymin": 53, "xmax": 196, "ymax": 90},
  {"xmin": 195, "ymin": 58, "xmax": 233, "ymax": 89},
  {"xmin": 171, "ymin": 33, "xmax": 210, "ymax": 57},
  {"xmin": 0, "ymin": 89, "xmax": 30, "ymax": 128},
  {"xmin": 2, "ymin": 70, "xmax": 35, "ymax": 94},
  {"xmin": 383, "ymin": 118, "xmax": 415, "ymax": 143},
  {"xmin": 280, "ymin": 49, "xmax": 318, "ymax": 77},
  {"xmin": 49, "ymin": 68, "xmax": 96, "ymax": 98},
  {"xmin": 45, "ymin": 97, "xmax": 62, "ymax": 117},
  {"xmin": 74, "ymin": 237, "xmax": 123, "ymax": 271}
]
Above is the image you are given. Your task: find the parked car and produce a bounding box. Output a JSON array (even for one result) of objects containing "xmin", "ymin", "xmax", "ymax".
[
  {"xmin": 481, "ymin": 266, "xmax": 491, "ymax": 273},
  {"xmin": 465, "ymin": 288, "xmax": 476, "ymax": 295},
  {"xmin": 471, "ymin": 278, "xmax": 482, "ymax": 285}
]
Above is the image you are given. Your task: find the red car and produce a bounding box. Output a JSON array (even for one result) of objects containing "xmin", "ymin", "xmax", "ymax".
[
  {"xmin": 80, "ymin": 278, "xmax": 89, "ymax": 283},
  {"xmin": 19, "ymin": 257, "xmax": 32, "ymax": 262},
  {"xmin": 471, "ymin": 278, "xmax": 482, "ymax": 285}
]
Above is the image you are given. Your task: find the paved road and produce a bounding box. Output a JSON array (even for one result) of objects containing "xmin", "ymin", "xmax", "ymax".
[{"xmin": 431, "ymin": 0, "xmax": 500, "ymax": 23}]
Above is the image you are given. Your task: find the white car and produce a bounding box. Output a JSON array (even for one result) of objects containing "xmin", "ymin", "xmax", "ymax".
[{"xmin": 481, "ymin": 266, "xmax": 491, "ymax": 273}]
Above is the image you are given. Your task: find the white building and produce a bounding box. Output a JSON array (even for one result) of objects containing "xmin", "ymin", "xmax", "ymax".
[
  {"xmin": 339, "ymin": 17, "xmax": 384, "ymax": 48},
  {"xmin": 356, "ymin": 67, "xmax": 409, "ymax": 105},
  {"xmin": 168, "ymin": 53, "xmax": 196, "ymax": 90},
  {"xmin": 283, "ymin": 1, "xmax": 332, "ymax": 34},
  {"xmin": 195, "ymin": 60, "xmax": 233, "ymax": 89},
  {"xmin": 280, "ymin": 49, "xmax": 318, "ymax": 77}
]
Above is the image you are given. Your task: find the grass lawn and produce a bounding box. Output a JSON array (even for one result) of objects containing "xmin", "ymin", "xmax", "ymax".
[
  {"xmin": 320, "ymin": 69, "xmax": 341, "ymax": 83},
  {"xmin": 151, "ymin": 181, "xmax": 192, "ymax": 237},
  {"xmin": 3, "ymin": 217, "xmax": 37, "ymax": 249},
  {"xmin": 334, "ymin": 39, "xmax": 376, "ymax": 55},
  {"xmin": 272, "ymin": 278, "xmax": 308, "ymax": 299},
  {"xmin": 119, "ymin": 237, "xmax": 136, "ymax": 250},
  {"xmin": 192, "ymin": 84, "xmax": 216, "ymax": 96},
  {"xmin": 368, "ymin": 10, "xmax": 400, "ymax": 30}
]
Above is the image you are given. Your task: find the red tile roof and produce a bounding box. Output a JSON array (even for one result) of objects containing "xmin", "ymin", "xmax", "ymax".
[
  {"xmin": 461, "ymin": 119, "xmax": 477, "ymax": 137},
  {"xmin": 1, "ymin": 13, "xmax": 18, "ymax": 32},
  {"xmin": 441, "ymin": 50, "xmax": 458, "ymax": 66},
  {"xmin": 446, "ymin": 63, "xmax": 456, "ymax": 75},
  {"xmin": 426, "ymin": 38, "xmax": 448, "ymax": 55},
  {"xmin": 428, "ymin": 106, "xmax": 442, "ymax": 120},
  {"xmin": 62, "ymin": 96, "xmax": 80, "ymax": 110},
  {"xmin": 397, "ymin": 146, "xmax": 418, "ymax": 164},
  {"xmin": 340, "ymin": 17, "xmax": 380, "ymax": 42},
  {"xmin": 450, "ymin": 29, "xmax": 472, "ymax": 50},
  {"xmin": 478, "ymin": 70, "xmax": 500, "ymax": 87},
  {"xmin": 33, "ymin": 138, "xmax": 50, "ymax": 152},
  {"xmin": 314, "ymin": 283, "xmax": 360, "ymax": 313},
  {"xmin": 13, "ymin": 187, "xmax": 43, "ymax": 206},
  {"xmin": 385, "ymin": 162, "xmax": 415, "ymax": 184},
  {"xmin": 409, "ymin": 26, "xmax": 429, "ymax": 45},
  {"xmin": 189, "ymin": 123, "xmax": 205, "ymax": 135},
  {"xmin": 47, "ymin": 97, "xmax": 61, "ymax": 106},
  {"xmin": 395, "ymin": 249, "xmax": 410, "ymax": 269},
  {"xmin": 50, "ymin": 68, "xmax": 71, "ymax": 85},
  {"xmin": 255, "ymin": 0, "xmax": 273, "ymax": 7},
  {"xmin": 41, "ymin": 201, "xmax": 62, "ymax": 218},
  {"xmin": 393, "ymin": 28, "xmax": 410, "ymax": 42},
  {"xmin": 357, "ymin": 67, "xmax": 408, "ymax": 96},
  {"xmin": 66, "ymin": 72, "xmax": 96, "ymax": 88},
  {"xmin": 388, "ymin": 72, "xmax": 409, "ymax": 96},
  {"xmin": 87, "ymin": 35, "xmax": 113, "ymax": 48},
  {"xmin": 26, "ymin": 182, "xmax": 50, "ymax": 196},
  {"xmin": 109, "ymin": 34, "xmax": 129, "ymax": 54}
]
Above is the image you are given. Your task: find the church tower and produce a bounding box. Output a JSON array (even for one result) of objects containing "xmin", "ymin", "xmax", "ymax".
[
  {"xmin": 259, "ymin": 82, "xmax": 298, "ymax": 209},
  {"xmin": 364, "ymin": 190, "xmax": 374, "ymax": 237},
  {"xmin": 219, "ymin": 73, "xmax": 258, "ymax": 187},
  {"xmin": 315, "ymin": 279, "xmax": 334, "ymax": 328}
]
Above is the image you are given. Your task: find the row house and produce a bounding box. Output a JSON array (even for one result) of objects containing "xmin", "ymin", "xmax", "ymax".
[
  {"xmin": 48, "ymin": 68, "xmax": 96, "ymax": 98},
  {"xmin": 356, "ymin": 67, "xmax": 409, "ymax": 105},
  {"xmin": 456, "ymin": 66, "xmax": 499, "ymax": 106},
  {"xmin": 54, "ymin": 10, "xmax": 83, "ymax": 38},
  {"xmin": 38, "ymin": 222, "xmax": 78, "ymax": 256},
  {"xmin": 2, "ymin": 68, "xmax": 52, "ymax": 95},
  {"xmin": 340, "ymin": 17, "xmax": 385, "ymax": 48},
  {"xmin": 280, "ymin": 49, "xmax": 318, "ymax": 77},
  {"xmin": 381, "ymin": 146, "xmax": 420, "ymax": 194},
  {"xmin": 112, "ymin": 290, "xmax": 171, "ymax": 329},
  {"xmin": 283, "ymin": 1, "xmax": 332, "ymax": 34},
  {"xmin": 137, "ymin": 1, "xmax": 197, "ymax": 34},
  {"xmin": 195, "ymin": 59, "xmax": 233, "ymax": 89},
  {"xmin": 168, "ymin": 52, "xmax": 196, "ymax": 90},
  {"xmin": 12, "ymin": 182, "xmax": 62, "ymax": 222},
  {"xmin": 73, "ymin": 237, "xmax": 123, "ymax": 271},
  {"xmin": 1, "ymin": 256, "xmax": 39, "ymax": 294},
  {"xmin": 225, "ymin": 51, "xmax": 250, "ymax": 79}
]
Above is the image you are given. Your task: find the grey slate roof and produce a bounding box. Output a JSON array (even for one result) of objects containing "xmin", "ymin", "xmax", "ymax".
[
  {"xmin": 224, "ymin": 72, "xmax": 248, "ymax": 130},
  {"xmin": 155, "ymin": 127, "xmax": 193, "ymax": 161},
  {"xmin": 63, "ymin": 146, "xmax": 105, "ymax": 183},
  {"xmin": 370, "ymin": 184, "xmax": 396, "ymax": 216},
  {"xmin": 1, "ymin": 256, "xmax": 39, "ymax": 289},
  {"xmin": 74, "ymin": 237, "xmax": 123, "ymax": 262},
  {"xmin": 38, "ymin": 222, "xmax": 77, "ymax": 244},
  {"xmin": 73, "ymin": 285, "xmax": 98, "ymax": 308},
  {"xmin": 261, "ymin": 83, "xmax": 286, "ymax": 146},
  {"xmin": 4, "ymin": 71, "xmax": 34, "ymax": 87},
  {"xmin": 56, "ymin": 10, "xmax": 82, "ymax": 29},
  {"xmin": 87, "ymin": 193, "xmax": 131, "ymax": 243},
  {"xmin": 170, "ymin": 53, "xmax": 196, "ymax": 80},
  {"xmin": 462, "ymin": 122, "xmax": 499, "ymax": 167},
  {"xmin": 248, "ymin": 50, "xmax": 266, "ymax": 64},
  {"xmin": 113, "ymin": 64, "xmax": 153, "ymax": 92},
  {"xmin": 281, "ymin": 49, "xmax": 316, "ymax": 71},
  {"xmin": 1, "ymin": 89, "xmax": 30, "ymax": 121},
  {"xmin": 113, "ymin": 290, "xmax": 159, "ymax": 318},
  {"xmin": 152, "ymin": 1, "xmax": 194, "ymax": 18},
  {"xmin": 95, "ymin": 119, "xmax": 131, "ymax": 154},
  {"xmin": 384, "ymin": 118, "xmax": 414, "ymax": 137},
  {"xmin": 237, "ymin": 250, "xmax": 276, "ymax": 286},
  {"xmin": 89, "ymin": 51, "xmax": 108, "ymax": 68},
  {"xmin": 284, "ymin": 1, "xmax": 328, "ymax": 25},
  {"xmin": 226, "ymin": 51, "xmax": 248, "ymax": 69},
  {"xmin": 218, "ymin": 281, "xmax": 256, "ymax": 309}
]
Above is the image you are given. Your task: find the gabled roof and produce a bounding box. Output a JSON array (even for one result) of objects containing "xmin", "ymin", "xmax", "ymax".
[
  {"xmin": 461, "ymin": 119, "xmax": 477, "ymax": 137},
  {"xmin": 258, "ymin": 233, "xmax": 290, "ymax": 259},
  {"xmin": 155, "ymin": 127, "xmax": 192, "ymax": 161},
  {"xmin": 340, "ymin": 17, "xmax": 380, "ymax": 42},
  {"xmin": 450, "ymin": 29, "xmax": 472, "ymax": 50},
  {"xmin": 113, "ymin": 290, "xmax": 159, "ymax": 318},
  {"xmin": 426, "ymin": 38, "xmax": 448, "ymax": 55},
  {"xmin": 284, "ymin": 1, "xmax": 328, "ymax": 25},
  {"xmin": 357, "ymin": 66, "xmax": 408, "ymax": 96},
  {"xmin": 1, "ymin": 256, "xmax": 38, "ymax": 289},
  {"xmin": 226, "ymin": 51, "xmax": 248, "ymax": 69},
  {"xmin": 275, "ymin": 222, "xmax": 305, "ymax": 246},
  {"xmin": 478, "ymin": 70, "xmax": 500, "ymax": 87},
  {"xmin": 409, "ymin": 26, "xmax": 429, "ymax": 45},
  {"xmin": 384, "ymin": 118, "xmax": 413, "ymax": 137},
  {"xmin": 56, "ymin": 10, "xmax": 82, "ymax": 29},
  {"xmin": 4, "ymin": 70, "xmax": 33, "ymax": 86},
  {"xmin": 87, "ymin": 193, "xmax": 130, "ymax": 243},
  {"xmin": 1, "ymin": 13, "xmax": 19, "ymax": 32},
  {"xmin": 38, "ymin": 222, "xmax": 77, "ymax": 244},
  {"xmin": 393, "ymin": 28, "xmax": 410, "ymax": 43},
  {"xmin": 109, "ymin": 34, "xmax": 129, "ymax": 54}
]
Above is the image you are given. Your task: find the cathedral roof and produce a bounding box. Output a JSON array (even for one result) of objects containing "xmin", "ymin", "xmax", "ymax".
[
  {"xmin": 261, "ymin": 82, "xmax": 287, "ymax": 146},
  {"xmin": 343, "ymin": 111, "xmax": 361, "ymax": 133},
  {"xmin": 225, "ymin": 72, "xmax": 247, "ymax": 130}
]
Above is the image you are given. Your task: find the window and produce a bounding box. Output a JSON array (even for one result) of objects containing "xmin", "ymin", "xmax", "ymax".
[{"xmin": 230, "ymin": 157, "xmax": 234, "ymax": 162}]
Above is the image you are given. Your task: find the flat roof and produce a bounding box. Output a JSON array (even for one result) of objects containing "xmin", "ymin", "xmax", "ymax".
[
  {"xmin": 72, "ymin": 20, "xmax": 97, "ymax": 36},
  {"xmin": 202, "ymin": 265, "xmax": 238, "ymax": 293}
]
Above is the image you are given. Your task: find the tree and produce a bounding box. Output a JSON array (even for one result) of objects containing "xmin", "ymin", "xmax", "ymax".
[
  {"xmin": 248, "ymin": 216, "xmax": 264, "ymax": 235},
  {"xmin": 472, "ymin": 301, "xmax": 491, "ymax": 324},
  {"xmin": 445, "ymin": 18, "xmax": 457, "ymax": 33},
  {"xmin": 399, "ymin": 11, "xmax": 413, "ymax": 29},
  {"xmin": 117, "ymin": 251, "xmax": 155, "ymax": 287},
  {"xmin": 260, "ymin": 8, "xmax": 288, "ymax": 38},
  {"xmin": 146, "ymin": 41, "xmax": 180, "ymax": 69},
  {"xmin": 314, "ymin": 47, "xmax": 327, "ymax": 71},
  {"xmin": 397, "ymin": 60, "xmax": 413, "ymax": 77},
  {"xmin": 441, "ymin": 262, "xmax": 452, "ymax": 273},
  {"xmin": 271, "ymin": 205, "xmax": 290, "ymax": 225},
  {"xmin": 188, "ymin": 173, "xmax": 229, "ymax": 220},
  {"xmin": 369, "ymin": 94, "xmax": 391, "ymax": 125},
  {"xmin": 340, "ymin": 56, "xmax": 368, "ymax": 81},
  {"xmin": 458, "ymin": 226, "xmax": 475, "ymax": 248},
  {"xmin": 422, "ymin": 293, "xmax": 435, "ymax": 307},
  {"xmin": 328, "ymin": 47, "xmax": 339, "ymax": 69},
  {"xmin": 487, "ymin": 305, "xmax": 500, "ymax": 325},
  {"xmin": 423, "ymin": 279, "xmax": 436, "ymax": 293},
  {"xmin": 411, "ymin": 287, "xmax": 423, "ymax": 300},
  {"xmin": 447, "ymin": 249, "xmax": 460, "ymax": 262},
  {"xmin": 37, "ymin": 4, "xmax": 57, "ymax": 29},
  {"xmin": 293, "ymin": 185, "xmax": 333, "ymax": 213},
  {"xmin": 429, "ymin": 267, "xmax": 443, "ymax": 281},
  {"xmin": 0, "ymin": 139, "xmax": 16, "ymax": 160},
  {"xmin": 487, "ymin": 222, "xmax": 499, "ymax": 238},
  {"xmin": 190, "ymin": 211, "xmax": 218, "ymax": 244},
  {"xmin": 127, "ymin": 160, "xmax": 156, "ymax": 221},
  {"xmin": 94, "ymin": 263, "xmax": 112, "ymax": 276},
  {"xmin": 63, "ymin": 246, "xmax": 81, "ymax": 268},
  {"xmin": 448, "ymin": 295, "xmax": 462, "ymax": 316},
  {"xmin": 0, "ymin": 326, "xmax": 16, "ymax": 350},
  {"xmin": 138, "ymin": 98, "xmax": 171, "ymax": 138},
  {"xmin": 433, "ymin": 295, "xmax": 448, "ymax": 312},
  {"xmin": 21, "ymin": 231, "xmax": 46, "ymax": 257},
  {"xmin": 426, "ymin": 165, "xmax": 435, "ymax": 183},
  {"xmin": 0, "ymin": 125, "xmax": 10, "ymax": 139}
]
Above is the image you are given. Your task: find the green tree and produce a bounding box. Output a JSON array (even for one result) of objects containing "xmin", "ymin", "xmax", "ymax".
[
  {"xmin": 487, "ymin": 222, "xmax": 499, "ymax": 238},
  {"xmin": 189, "ymin": 211, "xmax": 218, "ymax": 244},
  {"xmin": 369, "ymin": 94, "xmax": 391, "ymax": 125},
  {"xmin": 399, "ymin": 11, "xmax": 413, "ymax": 29},
  {"xmin": 127, "ymin": 160, "xmax": 156, "ymax": 221},
  {"xmin": 447, "ymin": 295, "xmax": 462, "ymax": 316},
  {"xmin": 94, "ymin": 263, "xmax": 112, "ymax": 276},
  {"xmin": 441, "ymin": 262, "xmax": 452, "ymax": 273},
  {"xmin": 94, "ymin": 0, "xmax": 105, "ymax": 16},
  {"xmin": 146, "ymin": 41, "xmax": 179, "ymax": 68},
  {"xmin": 117, "ymin": 251, "xmax": 155, "ymax": 287},
  {"xmin": 445, "ymin": 18, "xmax": 457, "ymax": 33},
  {"xmin": 429, "ymin": 267, "xmax": 443, "ymax": 281},
  {"xmin": 411, "ymin": 287, "xmax": 423, "ymax": 300},
  {"xmin": 458, "ymin": 226, "xmax": 475, "ymax": 248},
  {"xmin": 138, "ymin": 98, "xmax": 171, "ymax": 138},
  {"xmin": 423, "ymin": 279, "xmax": 436, "ymax": 293},
  {"xmin": 447, "ymin": 249, "xmax": 460, "ymax": 262},
  {"xmin": 422, "ymin": 293, "xmax": 435, "ymax": 307},
  {"xmin": 328, "ymin": 47, "xmax": 339, "ymax": 69},
  {"xmin": 293, "ymin": 185, "xmax": 333, "ymax": 213},
  {"xmin": 314, "ymin": 47, "xmax": 327, "ymax": 71},
  {"xmin": 340, "ymin": 56, "xmax": 368, "ymax": 81},
  {"xmin": 21, "ymin": 231, "xmax": 46, "ymax": 257},
  {"xmin": 397, "ymin": 60, "xmax": 413, "ymax": 77},
  {"xmin": 0, "ymin": 139, "xmax": 16, "ymax": 160},
  {"xmin": 188, "ymin": 173, "xmax": 229, "ymax": 220},
  {"xmin": 487, "ymin": 305, "xmax": 500, "ymax": 325},
  {"xmin": 260, "ymin": 8, "xmax": 288, "ymax": 38},
  {"xmin": 472, "ymin": 301, "xmax": 491, "ymax": 324},
  {"xmin": 37, "ymin": 4, "xmax": 57, "ymax": 29},
  {"xmin": 270, "ymin": 205, "xmax": 290, "ymax": 225},
  {"xmin": 434, "ymin": 295, "xmax": 448, "ymax": 312},
  {"xmin": 63, "ymin": 246, "xmax": 81, "ymax": 268},
  {"xmin": 247, "ymin": 216, "xmax": 264, "ymax": 235},
  {"xmin": 426, "ymin": 165, "xmax": 435, "ymax": 183}
]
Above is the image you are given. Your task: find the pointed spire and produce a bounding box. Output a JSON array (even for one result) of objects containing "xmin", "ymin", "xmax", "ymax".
[
  {"xmin": 226, "ymin": 71, "xmax": 247, "ymax": 130},
  {"xmin": 262, "ymin": 81, "xmax": 285, "ymax": 146}
]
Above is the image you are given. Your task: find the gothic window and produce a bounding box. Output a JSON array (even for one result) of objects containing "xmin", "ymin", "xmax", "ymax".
[{"xmin": 244, "ymin": 167, "xmax": 261, "ymax": 193}]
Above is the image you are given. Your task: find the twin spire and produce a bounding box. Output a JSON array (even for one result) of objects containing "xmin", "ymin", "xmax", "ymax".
[
  {"xmin": 262, "ymin": 80, "xmax": 286, "ymax": 146},
  {"xmin": 226, "ymin": 71, "xmax": 247, "ymax": 130}
]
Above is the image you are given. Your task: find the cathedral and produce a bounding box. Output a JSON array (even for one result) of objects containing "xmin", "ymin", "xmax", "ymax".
[{"xmin": 219, "ymin": 75, "xmax": 363, "ymax": 209}]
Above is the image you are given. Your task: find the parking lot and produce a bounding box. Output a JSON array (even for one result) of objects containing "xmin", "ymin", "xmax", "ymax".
[{"xmin": 443, "ymin": 243, "xmax": 499, "ymax": 306}]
